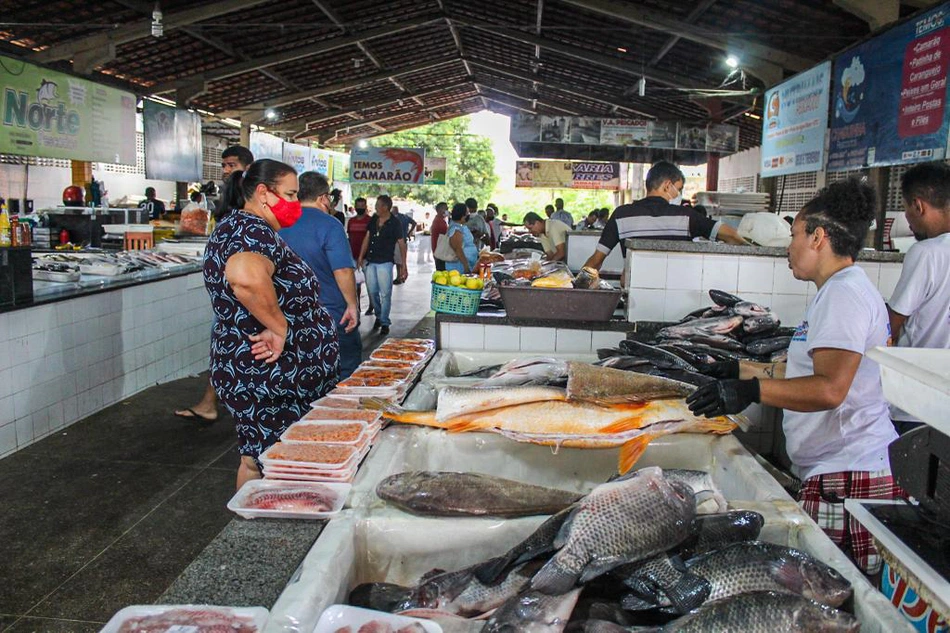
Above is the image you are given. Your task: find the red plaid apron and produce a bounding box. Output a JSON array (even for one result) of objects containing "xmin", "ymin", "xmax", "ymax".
[{"xmin": 798, "ymin": 469, "xmax": 905, "ymax": 575}]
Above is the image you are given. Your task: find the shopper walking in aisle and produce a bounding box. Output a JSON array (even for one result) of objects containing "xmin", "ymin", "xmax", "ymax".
[
  {"xmin": 445, "ymin": 202, "xmax": 478, "ymax": 274},
  {"xmin": 358, "ymin": 194, "xmax": 407, "ymax": 337},
  {"xmin": 887, "ymin": 162, "xmax": 950, "ymax": 434},
  {"xmin": 280, "ymin": 172, "xmax": 361, "ymax": 379},
  {"xmin": 687, "ymin": 179, "xmax": 902, "ymax": 576},
  {"xmin": 392, "ymin": 206, "xmax": 416, "ymax": 285},
  {"xmin": 175, "ymin": 144, "xmax": 254, "ymax": 424},
  {"xmin": 551, "ymin": 197, "xmax": 575, "ymax": 228},
  {"xmin": 583, "ymin": 161, "xmax": 746, "ymax": 272},
  {"xmin": 347, "ymin": 197, "xmax": 373, "ymax": 316},
  {"xmin": 205, "ymin": 159, "xmax": 339, "ymax": 489},
  {"xmin": 431, "ymin": 201, "xmax": 449, "ymax": 271},
  {"xmin": 465, "ymin": 197, "xmax": 489, "ymax": 247},
  {"xmin": 485, "ymin": 205, "xmax": 500, "ymax": 249}
]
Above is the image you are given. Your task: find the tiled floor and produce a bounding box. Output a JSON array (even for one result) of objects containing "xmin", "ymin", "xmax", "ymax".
[{"xmin": 0, "ymin": 240, "xmax": 437, "ymax": 631}]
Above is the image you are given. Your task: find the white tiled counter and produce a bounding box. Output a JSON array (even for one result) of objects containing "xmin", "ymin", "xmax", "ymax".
[
  {"xmin": 624, "ymin": 239, "xmax": 904, "ymax": 324},
  {"xmin": 436, "ymin": 314, "xmax": 628, "ymax": 354},
  {"xmin": 0, "ymin": 272, "xmax": 212, "ymax": 459}
]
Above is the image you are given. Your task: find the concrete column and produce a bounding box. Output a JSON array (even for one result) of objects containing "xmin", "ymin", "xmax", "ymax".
[{"xmin": 240, "ymin": 121, "xmax": 251, "ymax": 147}]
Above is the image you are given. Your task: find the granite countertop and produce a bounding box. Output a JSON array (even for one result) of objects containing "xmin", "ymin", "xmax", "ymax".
[
  {"xmin": 159, "ymin": 518, "xmax": 325, "ymax": 607},
  {"xmin": 624, "ymin": 238, "xmax": 905, "ymax": 263},
  {"xmin": 435, "ymin": 311, "xmax": 632, "ymax": 331}
]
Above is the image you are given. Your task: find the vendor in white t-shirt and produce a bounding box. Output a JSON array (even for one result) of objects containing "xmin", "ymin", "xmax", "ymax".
[
  {"xmin": 887, "ymin": 162, "xmax": 950, "ymax": 434},
  {"xmin": 687, "ymin": 178, "xmax": 902, "ymax": 576}
]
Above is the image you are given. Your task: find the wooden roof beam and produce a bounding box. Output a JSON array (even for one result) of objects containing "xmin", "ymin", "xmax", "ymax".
[
  {"xmin": 833, "ymin": 0, "xmax": 899, "ymax": 30},
  {"xmin": 298, "ymin": 95, "xmax": 478, "ymax": 140},
  {"xmin": 558, "ymin": 0, "xmax": 814, "ymax": 72},
  {"xmin": 34, "ymin": 0, "xmax": 272, "ymax": 64},
  {"xmin": 650, "ymin": 0, "xmax": 718, "ymax": 66},
  {"xmin": 149, "ymin": 15, "xmax": 441, "ymax": 95},
  {"xmin": 218, "ymin": 56, "xmax": 459, "ymax": 119}
]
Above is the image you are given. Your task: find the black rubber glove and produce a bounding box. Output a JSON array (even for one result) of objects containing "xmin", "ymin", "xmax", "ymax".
[
  {"xmin": 686, "ymin": 378, "xmax": 760, "ymax": 418},
  {"xmin": 699, "ymin": 360, "xmax": 740, "ymax": 379}
]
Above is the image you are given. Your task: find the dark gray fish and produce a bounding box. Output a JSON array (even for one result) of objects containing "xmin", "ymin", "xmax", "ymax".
[
  {"xmin": 700, "ymin": 306, "xmax": 735, "ymax": 319},
  {"xmin": 685, "ymin": 345, "xmax": 748, "ymax": 362},
  {"xmin": 629, "ymin": 366, "xmax": 713, "ymax": 388},
  {"xmin": 770, "ymin": 349, "xmax": 788, "ymax": 363},
  {"xmin": 672, "ymin": 332, "xmax": 746, "ymax": 352},
  {"xmin": 568, "ymin": 621, "xmax": 632, "ymax": 633},
  {"xmin": 653, "ymin": 591, "xmax": 859, "ymax": 632},
  {"xmin": 457, "ymin": 364, "xmax": 503, "ymax": 378},
  {"xmin": 376, "ymin": 471, "xmax": 582, "ymax": 518},
  {"xmin": 349, "ymin": 582, "xmax": 414, "ymax": 612},
  {"xmin": 616, "ymin": 555, "xmax": 710, "ymax": 614},
  {"xmin": 657, "ymin": 316, "xmax": 744, "ymax": 340},
  {"xmin": 618, "ymin": 340, "xmax": 698, "ymax": 372},
  {"xmin": 745, "ymin": 336, "xmax": 791, "ymax": 356},
  {"xmin": 685, "ymin": 541, "xmax": 853, "ymax": 607},
  {"xmin": 676, "ymin": 511, "xmax": 765, "ymax": 560},
  {"xmin": 596, "ymin": 347, "xmax": 624, "ymax": 360},
  {"xmin": 742, "ymin": 314, "xmax": 781, "ymax": 335},
  {"xmin": 655, "ymin": 344, "xmax": 717, "ymax": 369},
  {"xmin": 732, "ymin": 301, "xmax": 770, "ymax": 318},
  {"xmin": 473, "ymin": 508, "xmax": 573, "ymax": 585},
  {"xmin": 531, "ymin": 468, "xmax": 696, "ymax": 595},
  {"xmin": 594, "ymin": 355, "xmax": 655, "ymax": 370},
  {"xmin": 612, "ymin": 469, "xmax": 726, "ymax": 514},
  {"xmin": 482, "ymin": 588, "xmax": 582, "ymax": 633},
  {"xmin": 709, "ymin": 289, "xmax": 743, "ymax": 307},
  {"xmin": 407, "ymin": 559, "xmax": 543, "ymax": 618},
  {"xmin": 677, "ymin": 306, "xmax": 712, "ymax": 323}
]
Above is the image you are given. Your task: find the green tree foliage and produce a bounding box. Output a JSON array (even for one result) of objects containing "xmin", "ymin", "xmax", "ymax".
[
  {"xmin": 488, "ymin": 188, "xmax": 616, "ymax": 224},
  {"xmin": 351, "ymin": 116, "xmax": 498, "ymax": 206}
]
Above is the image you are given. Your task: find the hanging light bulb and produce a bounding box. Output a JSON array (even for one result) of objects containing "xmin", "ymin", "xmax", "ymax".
[
  {"xmin": 726, "ymin": 55, "xmax": 739, "ymax": 69},
  {"xmin": 151, "ymin": 2, "xmax": 163, "ymax": 38},
  {"xmin": 637, "ymin": 77, "xmax": 646, "ymax": 97}
]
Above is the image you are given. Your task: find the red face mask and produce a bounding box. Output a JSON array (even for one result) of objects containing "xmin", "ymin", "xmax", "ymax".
[{"xmin": 265, "ymin": 188, "xmax": 302, "ymax": 228}]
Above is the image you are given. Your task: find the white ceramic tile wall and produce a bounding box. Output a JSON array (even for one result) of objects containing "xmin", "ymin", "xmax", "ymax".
[
  {"xmin": 0, "ymin": 273, "xmax": 212, "ymax": 460},
  {"xmin": 439, "ymin": 322, "xmax": 626, "ymax": 355},
  {"xmin": 625, "ymin": 251, "xmax": 904, "ymax": 327}
]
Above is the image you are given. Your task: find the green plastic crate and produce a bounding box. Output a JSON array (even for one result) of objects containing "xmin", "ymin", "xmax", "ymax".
[{"xmin": 431, "ymin": 282, "xmax": 481, "ymax": 316}]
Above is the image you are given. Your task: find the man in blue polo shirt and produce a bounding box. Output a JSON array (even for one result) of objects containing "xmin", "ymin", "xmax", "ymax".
[{"xmin": 280, "ymin": 171, "xmax": 361, "ymax": 377}]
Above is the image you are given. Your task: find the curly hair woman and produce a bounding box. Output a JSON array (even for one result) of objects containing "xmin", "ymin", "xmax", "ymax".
[{"xmin": 687, "ymin": 178, "xmax": 902, "ymax": 575}]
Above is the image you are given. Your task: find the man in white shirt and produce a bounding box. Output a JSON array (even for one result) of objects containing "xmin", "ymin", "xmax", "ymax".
[
  {"xmin": 888, "ymin": 162, "xmax": 950, "ymax": 432},
  {"xmin": 550, "ymin": 198, "xmax": 575, "ymax": 229},
  {"xmin": 524, "ymin": 211, "xmax": 569, "ymax": 261}
]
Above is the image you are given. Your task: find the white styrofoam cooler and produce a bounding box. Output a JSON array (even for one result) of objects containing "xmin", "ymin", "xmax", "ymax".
[{"xmin": 867, "ymin": 346, "xmax": 950, "ymax": 435}]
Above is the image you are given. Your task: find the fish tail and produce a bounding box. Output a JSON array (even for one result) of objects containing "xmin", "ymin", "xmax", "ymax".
[
  {"xmin": 618, "ymin": 433, "xmax": 660, "ymax": 474},
  {"xmin": 530, "ymin": 555, "xmax": 580, "ymax": 595},
  {"xmin": 364, "ymin": 399, "xmax": 442, "ymax": 427},
  {"xmin": 471, "ymin": 555, "xmax": 514, "ymax": 586}
]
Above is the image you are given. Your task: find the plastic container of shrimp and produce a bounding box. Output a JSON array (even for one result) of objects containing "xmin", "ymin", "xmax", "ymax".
[
  {"xmin": 227, "ymin": 479, "xmax": 351, "ymax": 520},
  {"xmin": 301, "ymin": 407, "xmax": 382, "ymax": 424},
  {"xmin": 310, "ymin": 394, "xmax": 380, "ymax": 409},
  {"xmin": 99, "ymin": 604, "xmax": 269, "ymax": 633},
  {"xmin": 280, "ymin": 421, "xmax": 371, "ymax": 446},
  {"xmin": 259, "ymin": 442, "xmax": 363, "ymax": 471},
  {"xmin": 263, "ymin": 464, "xmax": 359, "ymax": 484}
]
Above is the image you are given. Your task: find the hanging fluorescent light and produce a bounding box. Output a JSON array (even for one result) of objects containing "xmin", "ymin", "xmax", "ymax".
[
  {"xmin": 151, "ymin": 2, "xmax": 163, "ymax": 38},
  {"xmin": 726, "ymin": 55, "xmax": 739, "ymax": 68},
  {"xmin": 617, "ymin": 47, "xmax": 628, "ymax": 53},
  {"xmin": 637, "ymin": 77, "xmax": 646, "ymax": 97}
]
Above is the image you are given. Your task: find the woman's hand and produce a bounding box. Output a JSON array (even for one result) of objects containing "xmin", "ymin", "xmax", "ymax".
[{"xmin": 249, "ymin": 328, "xmax": 286, "ymax": 363}]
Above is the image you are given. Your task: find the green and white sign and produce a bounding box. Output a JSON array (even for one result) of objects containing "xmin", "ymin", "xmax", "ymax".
[{"xmin": 0, "ymin": 55, "xmax": 136, "ymax": 164}]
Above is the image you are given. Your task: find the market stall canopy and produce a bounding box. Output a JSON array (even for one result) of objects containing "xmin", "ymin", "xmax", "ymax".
[{"xmin": 0, "ymin": 0, "xmax": 919, "ymax": 150}]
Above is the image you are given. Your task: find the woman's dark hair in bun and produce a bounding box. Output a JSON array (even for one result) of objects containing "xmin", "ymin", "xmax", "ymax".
[{"xmin": 799, "ymin": 178, "xmax": 876, "ymax": 260}]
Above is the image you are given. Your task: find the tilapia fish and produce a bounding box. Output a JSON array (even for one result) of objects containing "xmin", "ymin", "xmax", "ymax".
[
  {"xmin": 473, "ymin": 508, "xmax": 573, "ymax": 585},
  {"xmin": 676, "ymin": 510, "xmax": 765, "ymax": 560},
  {"xmin": 481, "ymin": 588, "xmax": 582, "ymax": 633},
  {"xmin": 653, "ymin": 591, "xmax": 860, "ymax": 632},
  {"xmin": 685, "ymin": 541, "xmax": 852, "ymax": 607},
  {"xmin": 532, "ymin": 467, "xmax": 696, "ymax": 595},
  {"xmin": 615, "ymin": 469, "xmax": 727, "ymax": 514},
  {"xmin": 349, "ymin": 583, "xmax": 415, "ymax": 613},
  {"xmin": 376, "ymin": 471, "xmax": 582, "ymax": 518}
]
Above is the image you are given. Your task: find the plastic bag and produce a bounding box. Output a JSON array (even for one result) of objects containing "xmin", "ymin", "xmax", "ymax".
[
  {"xmin": 178, "ymin": 203, "xmax": 210, "ymax": 236},
  {"xmin": 530, "ymin": 262, "xmax": 575, "ymax": 288}
]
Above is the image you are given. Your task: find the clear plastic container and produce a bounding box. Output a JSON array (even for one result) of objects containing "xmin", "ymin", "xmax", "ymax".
[
  {"xmin": 260, "ymin": 442, "xmax": 362, "ymax": 471},
  {"xmin": 313, "ymin": 604, "xmax": 442, "ymax": 633},
  {"xmin": 100, "ymin": 604, "xmax": 269, "ymax": 633},
  {"xmin": 227, "ymin": 479, "xmax": 350, "ymax": 520},
  {"xmin": 280, "ymin": 421, "xmax": 370, "ymax": 446}
]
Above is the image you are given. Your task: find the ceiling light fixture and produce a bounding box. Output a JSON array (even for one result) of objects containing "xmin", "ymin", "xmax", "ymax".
[
  {"xmin": 617, "ymin": 47, "xmax": 628, "ymax": 53},
  {"xmin": 744, "ymin": 112, "xmax": 761, "ymax": 120},
  {"xmin": 151, "ymin": 2, "xmax": 163, "ymax": 38},
  {"xmin": 726, "ymin": 55, "xmax": 739, "ymax": 69},
  {"xmin": 358, "ymin": 139, "xmax": 369, "ymax": 148},
  {"xmin": 637, "ymin": 77, "xmax": 646, "ymax": 97},
  {"xmin": 265, "ymin": 109, "xmax": 277, "ymax": 120}
]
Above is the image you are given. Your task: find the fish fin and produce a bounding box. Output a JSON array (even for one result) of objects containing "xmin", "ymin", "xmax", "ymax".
[
  {"xmin": 599, "ymin": 417, "xmax": 647, "ymax": 435},
  {"xmin": 445, "ymin": 418, "xmax": 489, "ymax": 433},
  {"xmin": 364, "ymin": 399, "xmax": 441, "ymax": 427},
  {"xmin": 618, "ymin": 434, "xmax": 660, "ymax": 474},
  {"xmin": 530, "ymin": 556, "xmax": 580, "ymax": 595},
  {"xmin": 470, "ymin": 555, "xmax": 512, "ymax": 586},
  {"xmin": 768, "ymin": 559, "xmax": 805, "ymax": 593},
  {"xmin": 620, "ymin": 593, "xmax": 660, "ymax": 611},
  {"xmin": 662, "ymin": 573, "xmax": 711, "ymax": 614}
]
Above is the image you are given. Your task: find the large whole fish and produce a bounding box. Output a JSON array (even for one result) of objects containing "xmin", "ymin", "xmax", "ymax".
[
  {"xmin": 565, "ymin": 361, "xmax": 694, "ymax": 402},
  {"xmin": 531, "ymin": 467, "xmax": 696, "ymax": 595},
  {"xmin": 676, "ymin": 511, "xmax": 764, "ymax": 560},
  {"xmin": 476, "ymin": 358, "xmax": 568, "ymax": 387},
  {"xmin": 473, "ymin": 508, "xmax": 573, "ymax": 585},
  {"xmin": 650, "ymin": 591, "xmax": 860, "ymax": 632},
  {"xmin": 613, "ymin": 468, "xmax": 727, "ymax": 515},
  {"xmin": 685, "ymin": 541, "xmax": 853, "ymax": 607},
  {"xmin": 657, "ymin": 316, "xmax": 744, "ymax": 340},
  {"xmin": 481, "ymin": 588, "xmax": 581, "ymax": 633},
  {"xmin": 376, "ymin": 471, "xmax": 582, "ymax": 518},
  {"xmin": 434, "ymin": 385, "xmax": 569, "ymax": 423}
]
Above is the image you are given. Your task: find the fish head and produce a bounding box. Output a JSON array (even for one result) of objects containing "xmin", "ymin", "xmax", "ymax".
[
  {"xmin": 794, "ymin": 599, "xmax": 861, "ymax": 632},
  {"xmin": 664, "ymin": 479, "xmax": 698, "ymax": 524},
  {"xmin": 796, "ymin": 559, "xmax": 853, "ymax": 608},
  {"xmin": 375, "ymin": 471, "xmax": 435, "ymax": 502}
]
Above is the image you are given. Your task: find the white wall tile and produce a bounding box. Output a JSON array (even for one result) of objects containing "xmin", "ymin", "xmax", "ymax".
[
  {"xmin": 855, "ymin": 262, "xmax": 881, "ymax": 288},
  {"xmin": 0, "ymin": 422, "xmax": 15, "ymax": 455},
  {"xmin": 15, "ymin": 415, "xmax": 32, "ymax": 446},
  {"xmin": 629, "ymin": 252, "xmax": 668, "ymax": 289},
  {"xmin": 31, "ymin": 407, "xmax": 49, "ymax": 440},
  {"xmin": 737, "ymin": 257, "xmax": 776, "ymax": 294},
  {"xmin": 663, "ymin": 290, "xmax": 705, "ymax": 322},
  {"xmin": 520, "ymin": 327, "xmax": 557, "ymax": 352},
  {"xmin": 770, "ymin": 294, "xmax": 808, "ymax": 327},
  {"xmin": 483, "ymin": 325, "xmax": 521, "ymax": 352},
  {"xmin": 878, "ymin": 263, "xmax": 903, "ymax": 301},
  {"xmin": 556, "ymin": 329, "xmax": 593, "ymax": 353},
  {"xmin": 445, "ymin": 323, "xmax": 485, "ymax": 351},
  {"xmin": 628, "ymin": 288, "xmax": 666, "ymax": 322},
  {"xmin": 591, "ymin": 331, "xmax": 626, "ymax": 350},
  {"xmin": 665, "ymin": 254, "xmax": 704, "ymax": 290},
  {"xmin": 701, "ymin": 256, "xmax": 739, "ymax": 293},
  {"xmin": 0, "ymin": 395, "xmax": 13, "ymax": 427},
  {"xmin": 772, "ymin": 261, "xmax": 809, "ymax": 295},
  {"xmin": 742, "ymin": 293, "xmax": 773, "ymax": 311}
]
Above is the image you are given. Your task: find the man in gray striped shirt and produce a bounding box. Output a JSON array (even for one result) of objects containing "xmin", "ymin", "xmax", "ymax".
[{"xmin": 583, "ymin": 161, "xmax": 745, "ymax": 271}]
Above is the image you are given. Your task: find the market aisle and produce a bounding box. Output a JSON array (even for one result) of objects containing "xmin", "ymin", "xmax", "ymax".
[{"xmin": 0, "ymin": 238, "xmax": 437, "ymax": 631}]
